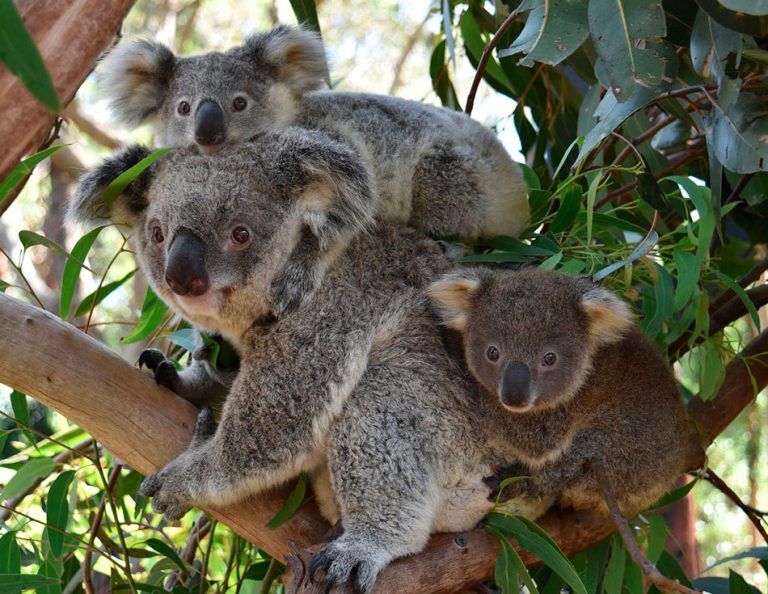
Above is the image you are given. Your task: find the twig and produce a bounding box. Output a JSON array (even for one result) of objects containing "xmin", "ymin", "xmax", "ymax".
[
  {"xmin": 465, "ymin": 10, "xmax": 521, "ymax": 116},
  {"xmin": 259, "ymin": 557, "xmax": 282, "ymax": 594},
  {"xmin": 587, "ymin": 462, "xmax": 703, "ymax": 594},
  {"xmin": 83, "ymin": 463, "xmax": 123, "ymax": 594},
  {"xmin": 65, "ymin": 100, "xmax": 121, "ymax": 149},
  {"xmin": 164, "ymin": 514, "xmax": 212, "ymax": 589},
  {"xmin": 388, "ymin": 11, "xmax": 431, "ymax": 95},
  {"xmin": 699, "ymin": 469, "xmax": 768, "ymax": 544},
  {"xmin": 723, "ymin": 173, "xmax": 755, "ymax": 205}
]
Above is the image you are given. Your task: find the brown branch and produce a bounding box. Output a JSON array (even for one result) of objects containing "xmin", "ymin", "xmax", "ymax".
[
  {"xmin": 65, "ymin": 100, "xmax": 121, "ymax": 149},
  {"xmin": 388, "ymin": 11, "xmax": 430, "ymax": 96},
  {"xmin": 0, "ymin": 0, "xmax": 135, "ymax": 184},
  {"xmin": 700, "ymin": 469, "xmax": 768, "ymax": 544},
  {"xmin": 464, "ymin": 10, "xmax": 521, "ymax": 116},
  {"xmin": 84, "ymin": 463, "xmax": 122, "ymax": 594}
]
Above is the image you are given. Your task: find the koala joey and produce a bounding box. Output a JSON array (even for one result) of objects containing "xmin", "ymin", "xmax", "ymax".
[
  {"xmin": 98, "ymin": 25, "xmax": 529, "ymax": 246},
  {"xmin": 70, "ymin": 131, "xmax": 529, "ymax": 593},
  {"xmin": 428, "ymin": 267, "xmax": 694, "ymax": 516}
]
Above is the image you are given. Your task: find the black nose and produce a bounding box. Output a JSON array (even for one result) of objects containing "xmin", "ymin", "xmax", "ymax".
[
  {"xmin": 500, "ymin": 362, "xmax": 531, "ymax": 408},
  {"xmin": 165, "ymin": 231, "xmax": 209, "ymax": 297},
  {"xmin": 194, "ymin": 100, "xmax": 225, "ymax": 146}
]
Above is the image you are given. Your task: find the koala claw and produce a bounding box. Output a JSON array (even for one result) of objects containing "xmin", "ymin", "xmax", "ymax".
[
  {"xmin": 138, "ymin": 349, "xmax": 180, "ymax": 391},
  {"xmin": 140, "ymin": 471, "xmax": 192, "ymax": 521},
  {"xmin": 138, "ymin": 348, "xmax": 166, "ymax": 371},
  {"xmin": 309, "ymin": 542, "xmax": 383, "ymax": 593}
]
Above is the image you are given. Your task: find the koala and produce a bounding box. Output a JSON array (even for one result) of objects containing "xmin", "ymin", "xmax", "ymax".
[
  {"xmin": 69, "ymin": 132, "xmax": 529, "ymax": 593},
  {"xmin": 427, "ymin": 267, "xmax": 694, "ymax": 515},
  {"xmin": 98, "ymin": 25, "xmax": 529, "ymax": 244}
]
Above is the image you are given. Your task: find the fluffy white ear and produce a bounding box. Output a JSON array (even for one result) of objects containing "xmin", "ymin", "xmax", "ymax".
[
  {"xmin": 251, "ymin": 26, "xmax": 329, "ymax": 93},
  {"xmin": 98, "ymin": 39, "xmax": 176, "ymax": 127},
  {"xmin": 426, "ymin": 271, "xmax": 482, "ymax": 331},
  {"xmin": 582, "ymin": 287, "xmax": 634, "ymax": 345}
]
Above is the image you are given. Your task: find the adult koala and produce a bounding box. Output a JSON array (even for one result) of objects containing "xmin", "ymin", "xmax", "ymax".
[
  {"xmin": 98, "ymin": 25, "xmax": 529, "ymax": 244},
  {"xmin": 69, "ymin": 130, "xmax": 535, "ymax": 592}
]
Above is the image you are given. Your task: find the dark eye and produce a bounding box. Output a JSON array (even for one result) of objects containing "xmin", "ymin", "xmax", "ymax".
[
  {"xmin": 231, "ymin": 226, "xmax": 250, "ymax": 244},
  {"xmin": 487, "ymin": 346, "xmax": 499, "ymax": 362},
  {"xmin": 152, "ymin": 226, "xmax": 164, "ymax": 244},
  {"xmin": 177, "ymin": 101, "xmax": 191, "ymax": 115},
  {"xmin": 233, "ymin": 97, "xmax": 247, "ymax": 111},
  {"xmin": 542, "ymin": 352, "xmax": 557, "ymax": 367}
]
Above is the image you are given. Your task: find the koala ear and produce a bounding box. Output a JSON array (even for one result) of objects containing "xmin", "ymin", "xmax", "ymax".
[
  {"xmin": 268, "ymin": 130, "xmax": 376, "ymax": 249},
  {"xmin": 248, "ymin": 26, "xmax": 328, "ymax": 93},
  {"xmin": 98, "ymin": 39, "xmax": 176, "ymax": 127},
  {"xmin": 68, "ymin": 145, "xmax": 155, "ymax": 229},
  {"xmin": 581, "ymin": 287, "xmax": 634, "ymax": 346},
  {"xmin": 426, "ymin": 271, "xmax": 482, "ymax": 331}
]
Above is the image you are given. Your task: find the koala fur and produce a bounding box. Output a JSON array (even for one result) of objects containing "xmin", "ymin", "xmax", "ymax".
[
  {"xmin": 427, "ymin": 268, "xmax": 693, "ymax": 514},
  {"xmin": 69, "ymin": 133, "xmax": 528, "ymax": 593},
  {"xmin": 98, "ymin": 25, "xmax": 529, "ymax": 242}
]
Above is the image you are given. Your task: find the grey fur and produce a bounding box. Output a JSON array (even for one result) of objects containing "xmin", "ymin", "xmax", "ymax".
[
  {"xmin": 70, "ymin": 134, "xmax": 524, "ymax": 592},
  {"xmin": 97, "ymin": 25, "xmax": 529, "ymax": 241},
  {"xmin": 427, "ymin": 267, "xmax": 693, "ymax": 514}
]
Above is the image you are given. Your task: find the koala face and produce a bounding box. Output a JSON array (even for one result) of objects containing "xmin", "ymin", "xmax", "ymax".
[
  {"xmin": 428, "ymin": 268, "xmax": 633, "ymax": 412},
  {"xmin": 70, "ymin": 129, "xmax": 375, "ymax": 345},
  {"xmin": 98, "ymin": 26, "xmax": 328, "ymax": 154}
]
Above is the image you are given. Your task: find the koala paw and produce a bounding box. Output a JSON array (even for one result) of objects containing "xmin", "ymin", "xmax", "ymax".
[
  {"xmin": 484, "ymin": 463, "xmax": 533, "ymax": 502},
  {"xmin": 139, "ymin": 468, "xmax": 192, "ymax": 521},
  {"xmin": 193, "ymin": 406, "xmax": 217, "ymax": 442},
  {"xmin": 138, "ymin": 349, "xmax": 179, "ymax": 392},
  {"xmin": 308, "ymin": 540, "xmax": 387, "ymax": 593}
]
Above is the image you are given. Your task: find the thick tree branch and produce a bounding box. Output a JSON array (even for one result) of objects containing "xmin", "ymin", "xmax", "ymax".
[{"xmin": 0, "ymin": 0, "xmax": 134, "ymax": 192}]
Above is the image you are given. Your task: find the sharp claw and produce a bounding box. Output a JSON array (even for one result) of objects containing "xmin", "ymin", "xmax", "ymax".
[
  {"xmin": 154, "ymin": 360, "xmax": 179, "ymax": 389},
  {"xmin": 138, "ymin": 348, "xmax": 166, "ymax": 371}
]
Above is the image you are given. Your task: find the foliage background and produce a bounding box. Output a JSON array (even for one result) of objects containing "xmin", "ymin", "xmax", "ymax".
[{"xmin": 0, "ymin": 0, "xmax": 767, "ymax": 592}]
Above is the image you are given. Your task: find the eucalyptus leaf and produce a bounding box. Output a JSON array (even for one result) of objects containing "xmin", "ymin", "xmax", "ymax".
[
  {"xmin": 267, "ymin": 473, "xmax": 308, "ymax": 528},
  {"xmin": 690, "ymin": 10, "xmax": 741, "ymax": 82},
  {"xmin": 121, "ymin": 286, "xmax": 168, "ymax": 344},
  {"xmin": 1, "ymin": 458, "xmax": 56, "ymax": 502},
  {"xmin": 711, "ymin": 93, "xmax": 768, "ymax": 174},
  {"xmin": 0, "ymin": 145, "xmax": 64, "ymax": 202},
  {"xmin": 74, "ymin": 270, "xmax": 136, "ymax": 318},
  {"xmin": 60, "ymin": 226, "xmax": 105, "ymax": 319},
  {"xmin": 288, "ymin": 0, "xmax": 321, "ymax": 33}
]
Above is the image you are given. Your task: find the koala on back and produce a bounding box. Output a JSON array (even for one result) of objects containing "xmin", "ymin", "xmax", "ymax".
[
  {"xmin": 98, "ymin": 25, "xmax": 529, "ymax": 243},
  {"xmin": 428, "ymin": 267, "xmax": 694, "ymax": 515},
  {"xmin": 70, "ymin": 133, "xmax": 533, "ymax": 593}
]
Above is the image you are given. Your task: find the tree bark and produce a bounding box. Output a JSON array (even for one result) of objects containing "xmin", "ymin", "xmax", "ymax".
[
  {"xmin": 0, "ymin": 0, "xmax": 135, "ymax": 186},
  {"xmin": 1, "ymin": 293, "xmax": 766, "ymax": 594}
]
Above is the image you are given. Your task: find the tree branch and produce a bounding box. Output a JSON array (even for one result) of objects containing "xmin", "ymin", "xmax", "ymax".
[{"xmin": 0, "ymin": 0, "xmax": 134, "ymax": 186}]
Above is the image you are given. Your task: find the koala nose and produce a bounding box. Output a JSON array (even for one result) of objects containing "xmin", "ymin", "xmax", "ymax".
[
  {"xmin": 195, "ymin": 100, "xmax": 226, "ymax": 146},
  {"xmin": 500, "ymin": 362, "xmax": 531, "ymax": 409},
  {"xmin": 165, "ymin": 231, "xmax": 209, "ymax": 297}
]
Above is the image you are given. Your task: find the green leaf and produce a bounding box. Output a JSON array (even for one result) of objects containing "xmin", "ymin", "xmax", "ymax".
[
  {"xmin": 144, "ymin": 538, "xmax": 191, "ymax": 573},
  {"xmin": 550, "ymin": 186, "xmax": 582, "ymax": 234},
  {"xmin": 493, "ymin": 532, "xmax": 520, "ymax": 594},
  {"xmin": 101, "ymin": 148, "xmax": 171, "ymax": 207},
  {"xmin": 539, "ymin": 251, "xmax": 564, "ymax": 271},
  {"xmin": 714, "ymin": 271, "xmax": 761, "ymax": 331},
  {"xmin": 1, "ymin": 457, "xmax": 56, "ymax": 501},
  {"xmin": 588, "ymin": 0, "xmax": 673, "ymax": 101},
  {"xmin": 711, "ymin": 93, "xmax": 768, "ymax": 174},
  {"xmin": 267, "ymin": 473, "xmax": 308, "ymax": 529},
  {"xmin": 167, "ymin": 328, "xmax": 197, "ymax": 353},
  {"xmin": 46, "ymin": 470, "xmax": 74, "ymax": 559},
  {"xmin": 592, "ymin": 229, "xmax": 658, "ymax": 282},
  {"xmin": 645, "ymin": 263, "xmax": 674, "ymax": 337},
  {"xmin": 718, "ymin": 0, "xmax": 768, "ymax": 15},
  {"xmin": 18, "ymin": 230, "xmax": 68, "ymax": 257},
  {"xmin": 120, "ymin": 286, "xmax": 168, "ymax": 344},
  {"xmin": 697, "ymin": 0, "xmax": 768, "ymax": 35},
  {"xmin": 729, "ymin": 570, "xmax": 755, "ymax": 594},
  {"xmin": 0, "ymin": 531, "xmax": 21, "ymax": 575},
  {"xmin": 0, "ymin": 575, "xmax": 59, "ymax": 589},
  {"xmin": 60, "ymin": 227, "xmax": 105, "ymax": 319},
  {"xmin": 0, "ymin": 145, "xmax": 64, "ymax": 203},
  {"xmin": 430, "ymin": 39, "xmax": 461, "ymax": 110},
  {"xmin": 581, "ymin": 538, "xmax": 610, "ymax": 594},
  {"xmin": 673, "ymin": 251, "xmax": 698, "ymax": 311},
  {"xmin": 499, "ymin": 0, "xmax": 589, "ymax": 66},
  {"xmin": 624, "ymin": 560, "xmax": 643, "ymax": 594},
  {"xmin": 9, "ymin": 390, "xmax": 29, "ymax": 429},
  {"xmin": 646, "ymin": 514, "xmax": 667, "ymax": 564},
  {"xmin": 690, "ymin": 10, "xmax": 741, "ymax": 82},
  {"xmin": 703, "ymin": 547, "xmax": 768, "ymax": 572},
  {"xmin": 0, "ymin": 1, "xmax": 60, "ymax": 111},
  {"xmin": 636, "ymin": 172, "xmax": 668, "ymax": 211},
  {"xmin": 74, "ymin": 270, "xmax": 136, "ymax": 318},
  {"xmin": 698, "ymin": 340, "xmax": 725, "ymax": 400},
  {"xmin": 603, "ymin": 536, "xmax": 626, "ymax": 594},
  {"xmin": 487, "ymin": 514, "xmax": 587, "ymax": 594},
  {"xmin": 442, "ymin": 0, "xmax": 455, "ymax": 68},
  {"xmin": 288, "ymin": 0, "xmax": 321, "ymax": 33}
]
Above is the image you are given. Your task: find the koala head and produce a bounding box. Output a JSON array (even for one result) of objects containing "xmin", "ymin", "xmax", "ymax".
[
  {"xmin": 427, "ymin": 268, "xmax": 633, "ymax": 412},
  {"xmin": 98, "ymin": 26, "xmax": 328, "ymax": 153},
  {"xmin": 69, "ymin": 128, "xmax": 373, "ymax": 345}
]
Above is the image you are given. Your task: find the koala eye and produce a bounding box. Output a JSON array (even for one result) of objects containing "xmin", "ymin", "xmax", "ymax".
[
  {"xmin": 152, "ymin": 226, "xmax": 164, "ymax": 244},
  {"xmin": 177, "ymin": 101, "xmax": 191, "ymax": 116},
  {"xmin": 487, "ymin": 346, "xmax": 500, "ymax": 362},
  {"xmin": 542, "ymin": 352, "xmax": 557, "ymax": 367},
  {"xmin": 229, "ymin": 225, "xmax": 252, "ymax": 249},
  {"xmin": 232, "ymin": 97, "xmax": 247, "ymax": 111}
]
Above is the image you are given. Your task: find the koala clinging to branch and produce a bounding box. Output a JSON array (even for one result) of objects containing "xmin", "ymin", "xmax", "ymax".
[
  {"xmin": 428, "ymin": 267, "xmax": 695, "ymax": 515},
  {"xmin": 70, "ymin": 132, "xmax": 530, "ymax": 593},
  {"xmin": 98, "ymin": 25, "xmax": 529, "ymax": 244}
]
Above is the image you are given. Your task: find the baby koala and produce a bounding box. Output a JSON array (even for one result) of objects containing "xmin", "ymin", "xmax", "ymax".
[{"xmin": 428, "ymin": 267, "xmax": 693, "ymax": 515}]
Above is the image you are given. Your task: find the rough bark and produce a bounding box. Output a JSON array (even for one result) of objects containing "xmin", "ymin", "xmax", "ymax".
[{"xmin": 0, "ymin": 0, "xmax": 135, "ymax": 185}]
